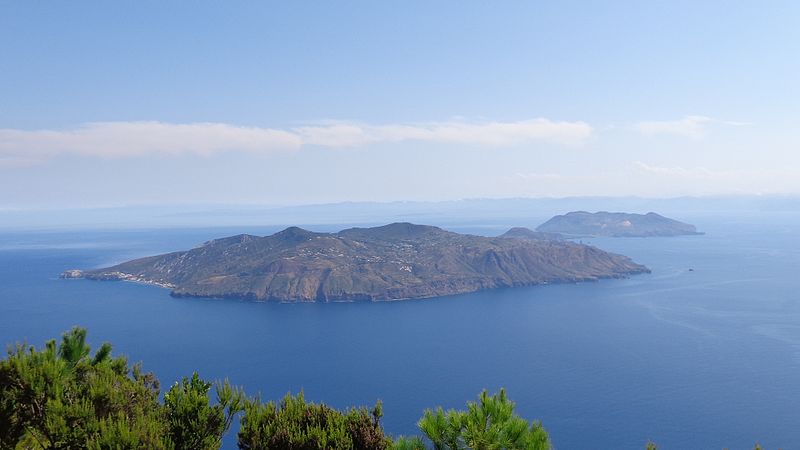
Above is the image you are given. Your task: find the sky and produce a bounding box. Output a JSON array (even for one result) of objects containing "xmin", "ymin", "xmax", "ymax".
[{"xmin": 1, "ymin": 1, "xmax": 799, "ymax": 208}]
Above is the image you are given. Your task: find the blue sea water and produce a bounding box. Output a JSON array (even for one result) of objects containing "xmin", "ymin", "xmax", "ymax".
[{"xmin": 1, "ymin": 213, "xmax": 799, "ymax": 450}]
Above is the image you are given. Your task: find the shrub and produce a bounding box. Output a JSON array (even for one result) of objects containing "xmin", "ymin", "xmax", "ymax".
[
  {"xmin": 238, "ymin": 391, "xmax": 392, "ymax": 450},
  {"xmin": 416, "ymin": 389, "xmax": 550, "ymax": 450}
]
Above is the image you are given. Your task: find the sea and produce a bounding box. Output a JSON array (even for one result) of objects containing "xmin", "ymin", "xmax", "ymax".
[{"xmin": 1, "ymin": 212, "xmax": 799, "ymax": 450}]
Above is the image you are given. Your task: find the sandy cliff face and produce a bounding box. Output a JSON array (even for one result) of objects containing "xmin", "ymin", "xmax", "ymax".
[{"xmin": 68, "ymin": 223, "xmax": 649, "ymax": 302}]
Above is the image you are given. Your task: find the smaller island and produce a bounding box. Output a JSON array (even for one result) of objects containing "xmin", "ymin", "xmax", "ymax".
[
  {"xmin": 536, "ymin": 211, "xmax": 702, "ymax": 237},
  {"xmin": 498, "ymin": 227, "xmax": 563, "ymax": 241}
]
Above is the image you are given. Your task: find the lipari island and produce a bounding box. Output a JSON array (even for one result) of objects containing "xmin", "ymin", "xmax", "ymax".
[
  {"xmin": 536, "ymin": 211, "xmax": 702, "ymax": 237},
  {"xmin": 62, "ymin": 222, "xmax": 649, "ymax": 302}
]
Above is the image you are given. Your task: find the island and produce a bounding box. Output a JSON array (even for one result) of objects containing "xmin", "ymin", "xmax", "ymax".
[
  {"xmin": 535, "ymin": 211, "xmax": 702, "ymax": 237},
  {"xmin": 498, "ymin": 227, "xmax": 563, "ymax": 241},
  {"xmin": 62, "ymin": 222, "xmax": 649, "ymax": 302}
]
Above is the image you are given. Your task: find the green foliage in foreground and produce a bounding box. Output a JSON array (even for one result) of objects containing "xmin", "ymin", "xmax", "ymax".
[
  {"xmin": 0, "ymin": 327, "xmax": 241, "ymax": 449},
  {"xmin": 239, "ymin": 392, "xmax": 391, "ymax": 450},
  {"xmin": 416, "ymin": 389, "xmax": 550, "ymax": 450},
  {"xmin": 0, "ymin": 328, "xmax": 772, "ymax": 450},
  {"xmin": 164, "ymin": 373, "xmax": 245, "ymax": 450}
]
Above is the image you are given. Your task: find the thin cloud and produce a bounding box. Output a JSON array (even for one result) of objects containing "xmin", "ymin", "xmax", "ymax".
[
  {"xmin": 512, "ymin": 172, "xmax": 564, "ymax": 181},
  {"xmin": 633, "ymin": 161, "xmax": 744, "ymax": 179},
  {"xmin": 0, "ymin": 122, "xmax": 303, "ymax": 159},
  {"xmin": 0, "ymin": 156, "xmax": 43, "ymax": 169},
  {"xmin": 633, "ymin": 161, "xmax": 715, "ymax": 177},
  {"xmin": 0, "ymin": 118, "xmax": 593, "ymax": 163},
  {"xmin": 632, "ymin": 161, "xmax": 799, "ymax": 195},
  {"xmin": 635, "ymin": 115, "xmax": 748, "ymax": 138},
  {"xmin": 294, "ymin": 118, "xmax": 592, "ymax": 147}
]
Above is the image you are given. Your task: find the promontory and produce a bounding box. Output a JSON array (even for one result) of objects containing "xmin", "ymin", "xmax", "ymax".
[
  {"xmin": 536, "ymin": 211, "xmax": 702, "ymax": 237},
  {"xmin": 62, "ymin": 222, "xmax": 649, "ymax": 302}
]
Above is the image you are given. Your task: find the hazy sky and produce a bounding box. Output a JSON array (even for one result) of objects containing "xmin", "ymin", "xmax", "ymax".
[{"xmin": 1, "ymin": 1, "xmax": 798, "ymax": 208}]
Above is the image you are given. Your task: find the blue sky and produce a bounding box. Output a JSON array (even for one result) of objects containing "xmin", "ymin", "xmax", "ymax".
[{"xmin": 1, "ymin": 1, "xmax": 798, "ymax": 207}]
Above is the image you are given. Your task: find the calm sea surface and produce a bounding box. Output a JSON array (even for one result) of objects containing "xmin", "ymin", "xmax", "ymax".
[{"xmin": 1, "ymin": 213, "xmax": 799, "ymax": 450}]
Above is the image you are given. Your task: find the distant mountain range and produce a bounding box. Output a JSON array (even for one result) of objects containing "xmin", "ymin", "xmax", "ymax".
[
  {"xmin": 7, "ymin": 195, "xmax": 796, "ymax": 230},
  {"xmin": 536, "ymin": 211, "xmax": 702, "ymax": 237},
  {"xmin": 63, "ymin": 222, "xmax": 648, "ymax": 302}
]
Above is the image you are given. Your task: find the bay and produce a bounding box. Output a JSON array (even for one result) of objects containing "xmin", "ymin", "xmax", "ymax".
[{"xmin": 1, "ymin": 213, "xmax": 799, "ymax": 449}]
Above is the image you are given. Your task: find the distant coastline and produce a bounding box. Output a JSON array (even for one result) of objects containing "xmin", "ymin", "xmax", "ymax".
[{"xmin": 537, "ymin": 211, "xmax": 702, "ymax": 237}]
